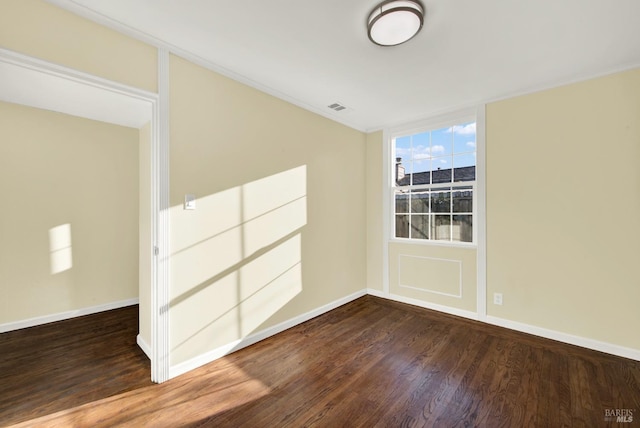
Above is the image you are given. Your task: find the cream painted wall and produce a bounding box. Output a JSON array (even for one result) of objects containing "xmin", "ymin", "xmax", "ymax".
[
  {"xmin": 168, "ymin": 55, "xmax": 367, "ymax": 365},
  {"xmin": 139, "ymin": 122, "xmax": 152, "ymax": 347},
  {"xmin": 388, "ymin": 243, "xmax": 477, "ymax": 312},
  {"xmin": 0, "ymin": 101, "xmax": 139, "ymax": 324},
  {"xmin": 0, "ymin": 0, "xmax": 157, "ymax": 92},
  {"xmin": 366, "ymin": 131, "xmax": 384, "ymax": 292},
  {"xmin": 486, "ymin": 68, "xmax": 640, "ymax": 350}
]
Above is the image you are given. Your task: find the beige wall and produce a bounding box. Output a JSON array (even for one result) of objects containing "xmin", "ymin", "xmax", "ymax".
[
  {"xmin": 0, "ymin": 102, "xmax": 139, "ymax": 324},
  {"xmin": 388, "ymin": 243, "xmax": 477, "ymax": 312},
  {"xmin": 168, "ymin": 55, "xmax": 367, "ymax": 365},
  {"xmin": 486, "ymin": 68, "xmax": 640, "ymax": 350},
  {"xmin": 0, "ymin": 0, "xmax": 157, "ymax": 93}
]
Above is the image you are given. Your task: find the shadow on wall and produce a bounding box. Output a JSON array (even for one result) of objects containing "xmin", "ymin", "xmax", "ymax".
[{"xmin": 169, "ymin": 166, "xmax": 308, "ymax": 357}]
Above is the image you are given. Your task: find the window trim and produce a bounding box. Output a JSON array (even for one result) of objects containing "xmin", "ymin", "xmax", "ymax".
[
  {"xmin": 386, "ymin": 108, "xmax": 480, "ymax": 247},
  {"xmin": 380, "ymin": 105, "xmax": 486, "ymax": 315}
]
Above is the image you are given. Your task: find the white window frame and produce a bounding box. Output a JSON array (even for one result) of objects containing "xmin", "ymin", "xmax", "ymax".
[{"xmin": 384, "ymin": 107, "xmax": 484, "ymax": 249}]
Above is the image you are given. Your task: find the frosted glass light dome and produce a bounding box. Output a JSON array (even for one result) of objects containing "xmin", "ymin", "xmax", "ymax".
[{"xmin": 368, "ymin": 0, "xmax": 424, "ymax": 46}]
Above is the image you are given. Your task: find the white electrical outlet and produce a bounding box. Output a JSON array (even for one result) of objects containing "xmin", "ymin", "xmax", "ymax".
[{"xmin": 493, "ymin": 293, "xmax": 503, "ymax": 305}]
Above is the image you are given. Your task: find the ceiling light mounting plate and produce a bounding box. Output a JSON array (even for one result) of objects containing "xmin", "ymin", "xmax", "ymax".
[{"xmin": 367, "ymin": 0, "xmax": 424, "ymax": 47}]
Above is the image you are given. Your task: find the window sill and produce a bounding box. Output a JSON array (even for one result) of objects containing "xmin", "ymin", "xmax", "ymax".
[{"xmin": 389, "ymin": 237, "xmax": 477, "ymax": 249}]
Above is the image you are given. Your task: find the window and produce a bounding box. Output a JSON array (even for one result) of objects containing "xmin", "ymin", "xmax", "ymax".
[{"xmin": 392, "ymin": 121, "xmax": 476, "ymax": 243}]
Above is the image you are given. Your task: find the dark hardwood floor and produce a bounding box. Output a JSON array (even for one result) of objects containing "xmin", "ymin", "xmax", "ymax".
[
  {"xmin": 0, "ymin": 305, "xmax": 152, "ymax": 426},
  {"xmin": 1, "ymin": 296, "xmax": 638, "ymax": 427}
]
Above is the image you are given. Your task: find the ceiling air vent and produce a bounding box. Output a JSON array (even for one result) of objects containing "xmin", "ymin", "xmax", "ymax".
[{"xmin": 328, "ymin": 102, "xmax": 348, "ymax": 112}]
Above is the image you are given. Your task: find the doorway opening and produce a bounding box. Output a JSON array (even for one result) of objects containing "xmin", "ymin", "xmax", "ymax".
[{"xmin": 0, "ymin": 48, "xmax": 167, "ymax": 383}]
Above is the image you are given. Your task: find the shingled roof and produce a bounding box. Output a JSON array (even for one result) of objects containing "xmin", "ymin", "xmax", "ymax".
[{"xmin": 397, "ymin": 165, "xmax": 475, "ymax": 186}]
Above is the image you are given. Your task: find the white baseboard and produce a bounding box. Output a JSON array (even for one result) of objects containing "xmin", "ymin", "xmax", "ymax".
[
  {"xmin": 366, "ymin": 288, "xmax": 386, "ymax": 298},
  {"xmin": 169, "ymin": 289, "xmax": 367, "ymax": 379},
  {"xmin": 367, "ymin": 289, "xmax": 479, "ymax": 321},
  {"xmin": 485, "ymin": 315, "xmax": 640, "ymax": 361},
  {"xmin": 367, "ymin": 289, "xmax": 640, "ymax": 361},
  {"xmin": 165, "ymin": 285, "xmax": 639, "ymax": 379},
  {"xmin": 0, "ymin": 298, "xmax": 139, "ymax": 333},
  {"xmin": 137, "ymin": 334, "xmax": 152, "ymax": 360}
]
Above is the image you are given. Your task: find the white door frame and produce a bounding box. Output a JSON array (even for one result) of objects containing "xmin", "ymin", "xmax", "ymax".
[{"xmin": 0, "ymin": 48, "xmax": 170, "ymax": 383}]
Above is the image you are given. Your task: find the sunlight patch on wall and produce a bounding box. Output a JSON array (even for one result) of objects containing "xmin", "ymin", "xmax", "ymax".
[
  {"xmin": 242, "ymin": 166, "xmax": 307, "ymax": 255},
  {"xmin": 171, "ymin": 186, "xmax": 244, "ymax": 290},
  {"xmin": 49, "ymin": 223, "xmax": 72, "ymax": 274},
  {"xmin": 239, "ymin": 233, "xmax": 303, "ymax": 336},
  {"xmin": 169, "ymin": 166, "xmax": 308, "ymax": 358}
]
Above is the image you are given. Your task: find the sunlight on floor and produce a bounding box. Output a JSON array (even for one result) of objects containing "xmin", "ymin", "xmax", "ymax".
[{"xmin": 9, "ymin": 362, "xmax": 272, "ymax": 427}]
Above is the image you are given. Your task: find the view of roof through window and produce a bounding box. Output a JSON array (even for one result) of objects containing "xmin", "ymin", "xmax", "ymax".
[
  {"xmin": 393, "ymin": 122, "xmax": 476, "ymax": 243},
  {"xmin": 394, "ymin": 122, "xmax": 476, "ymax": 185}
]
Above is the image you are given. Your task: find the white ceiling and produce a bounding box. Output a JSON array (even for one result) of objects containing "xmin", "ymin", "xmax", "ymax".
[{"xmin": 54, "ymin": 0, "xmax": 640, "ymax": 131}]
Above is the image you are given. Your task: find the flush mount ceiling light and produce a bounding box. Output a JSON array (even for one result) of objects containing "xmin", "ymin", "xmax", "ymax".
[{"xmin": 367, "ymin": 0, "xmax": 424, "ymax": 46}]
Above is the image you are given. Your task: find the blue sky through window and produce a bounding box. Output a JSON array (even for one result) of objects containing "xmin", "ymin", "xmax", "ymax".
[{"xmin": 394, "ymin": 122, "xmax": 476, "ymax": 179}]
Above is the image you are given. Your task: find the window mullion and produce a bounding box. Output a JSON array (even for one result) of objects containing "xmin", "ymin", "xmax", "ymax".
[
  {"xmin": 450, "ymin": 187, "xmax": 453, "ymax": 242},
  {"xmin": 449, "ymin": 129, "xmax": 454, "ymax": 242}
]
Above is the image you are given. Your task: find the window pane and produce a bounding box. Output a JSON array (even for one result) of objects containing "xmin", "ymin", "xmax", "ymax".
[
  {"xmin": 431, "ymin": 215, "xmax": 451, "ymax": 241},
  {"xmin": 392, "ymin": 120, "xmax": 476, "ymax": 244},
  {"xmin": 431, "ymin": 127, "xmax": 453, "ymax": 156},
  {"xmin": 396, "ymin": 215, "xmax": 409, "ymax": 238},
  {"xmin": 453, "ymin": 154, "xmax": 476, "ymax": 182},
  {"xmin": 395, "ymin": 192, "xmax": 409, "ymax": 213},
  {"xmin": 430, "ymin": 157, "xmax": 452, "ymax": 184},
  {"xmin": 453, "ymin": 122, "xmax": 476, "ymax": 154},
  {"xmin": 430, "ymin": 188, "xmax": 451, "ymax": 213},
  {"xmin": 410, "ymin": 215, "xmax": 429, "ymax": 239},
  {"xmin": 412, "ymin": 132, "xmax": 430, "ymax": 160},
  {"xmin": 453, "ymin": 153, "xmax": 475, "ymax": 168},
  {"xmin": 452, "ymin": 187, "xmax": 473, "ymax": 213},
  {"xmin": 394, "ymin": 136, "xmax": 411, "ymax": 186},
  {"xmin": 395, "ymin": 136, "xmax": 411, "ymax": 159},
  {"xmin": 411, "ymin": 159, "xmax": 430, "ymax": 186},
  {"xmin": 453, "ymin": 215, "xmax": 473, "ymax": 242},
  {"xmin": 394, "ymin": 158, "xmax": 409, "ymax": 186},
  {"xmin": 411, "ymin": 190, "xmax": 430, "ymax": 213}
]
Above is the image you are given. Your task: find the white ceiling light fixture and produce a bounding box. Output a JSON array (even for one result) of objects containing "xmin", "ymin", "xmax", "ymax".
[{"xmin": 367, "ymin": 0, "xmax": 424, "ymax": 46}]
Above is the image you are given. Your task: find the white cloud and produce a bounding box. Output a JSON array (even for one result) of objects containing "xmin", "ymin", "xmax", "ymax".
[
  {"xmin": 431, "ymin": 144, "xmax": 445, "ymax": 154},
  {"xmin": 466, "ymin": 141, "xmax": 476, "ymax": 148},
  {"xmin": 396, "ymin": 144, "xmax": 449, "ymax": 161},
  {"xmin": 412, "ymin": 145, "xmax": 430, "ymax": 159},
  {"xmin": 447, "ymin": 123, "xmax": 476, "ymax": 135},
  {"xmin": 412, "ymin": 144, "xmax": 441, "ymax": 160},
  {"xmin": 395, "ymin": 147, "xmax": 411, "ymax": 159}
]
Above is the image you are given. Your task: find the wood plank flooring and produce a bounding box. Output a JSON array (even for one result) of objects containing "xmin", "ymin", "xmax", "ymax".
[
  {"xmin": 0, "ymin": 305, "xmax": 152, "ymax": 426},
  {"xmin": 1, "ymin": 296, "xmax": 639, "ymax": 427}
]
